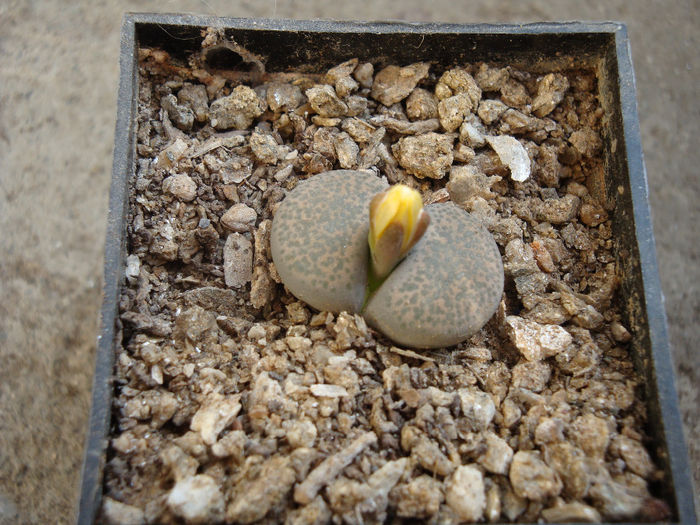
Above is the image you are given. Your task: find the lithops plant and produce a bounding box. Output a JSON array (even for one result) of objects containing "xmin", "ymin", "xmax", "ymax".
[{"xmin": 270, "ymin": 170, "xmax": 503, "ymax": 348}]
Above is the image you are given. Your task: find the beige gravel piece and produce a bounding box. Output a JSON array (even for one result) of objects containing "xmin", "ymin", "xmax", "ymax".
[
  {"xmin": 294, "ymin": 431, "xmax": 377, "ymax": 504},
  {"xmin": 445, "ymin": 465, "xmax": 486, "ymax": 522},
  {"xmin": 190, "ymin": 393, "xmax": 242, "ymax": 445}
]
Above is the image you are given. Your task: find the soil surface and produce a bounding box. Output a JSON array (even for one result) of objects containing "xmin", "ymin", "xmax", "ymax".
[
  {"xmin": 101, "ymin": 41, "xmax": 664, "ymax": 523},
  {"xmin": 0, "ymin": 1, "xmax": 697, "ymax": 524}
]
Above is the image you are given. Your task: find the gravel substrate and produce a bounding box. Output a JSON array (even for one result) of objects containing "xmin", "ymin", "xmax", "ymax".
[{"xmin": 102, "ymin": 28, "xmax": 670, "ymax": 524}]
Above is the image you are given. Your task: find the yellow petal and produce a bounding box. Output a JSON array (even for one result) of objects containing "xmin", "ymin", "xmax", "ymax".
[{"xmin": 369, "ymin": 184, "xmax": 429, "ymax": 279}]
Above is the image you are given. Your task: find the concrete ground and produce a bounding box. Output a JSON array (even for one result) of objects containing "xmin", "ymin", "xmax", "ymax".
[{"xmin": 0, "ymin": 1, "xmax": 697, "ymax": 523}]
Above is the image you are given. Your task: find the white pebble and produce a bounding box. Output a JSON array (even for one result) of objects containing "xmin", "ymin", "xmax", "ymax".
[
  {"xmin": 486, "ymin": 135, "xmax": 531, "ymax": 182},
  {"xmin": 445, "ymin": 465, "xmax": 485, "ymax": 522},
  {"xmin": 223, "ymin": 233, "xmax": 253, "ymax": 288},
  {"xmin": 163, "ymin": 173, "xmax": 197, "ymax": 201},
  {"xmin": 310, "ymin": 384, "xmax": 349, "ymax": 398},
  {"xmin": 166, "ymin": 475, "xmax": 224, "ymax": 524}
]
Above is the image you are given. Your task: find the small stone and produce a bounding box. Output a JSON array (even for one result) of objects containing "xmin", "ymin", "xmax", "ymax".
[
  {"xmin": 161, "ymin": 93, "xmax": 194, "ymax": 131},
  {"xmin": 543, "ymin": 443, "xmax": 590, "ymax": 499},
  {"xmin": 534, "ymin": 417, "xmax": 565, "ymax": 445},
  {"xmin": 156, "ymin": 137, "xmax": 189, "ymax": 169},
  {"xmin": 571, "ymin": 413, "xmax": 610, "ymax": 458},
  {"xmin": 477, "ymin": 431, "xmax": 514, "ymax": 474},
  {"xmin": 266, "ymin": 82, "xmax": 304, "ymax": 112},
  {"xmin": 500, "ymin": 108, "xmax": 542, "ymax": 135},
  {"xmin": 500, "ymin": 78, "xmax": 530, "ymax": 108},
  {"xmin": 536, "ymin": 194, "xmax": 580, "ymax": 224},
  {"xmin": 345, "ymin": 95, "xmax": 368, "ymax": 116},
  {"xmin": 454, "ymin": 144, "xmax": 477, "ymax": 164},
  {"xmin": 458, "ymin": 388, "xmax": 495, "ymax": 431},
  {"xmin": 460, "ymin": 119, "xmax": 486, "ymax": 148},
  {"xmin": 221, "ymin": 203, "xmax": 257, "ymax": 232},
  {"xmin": 542, "ymin": 502, "xmax": 601, "ymax": 523},
  {"xmin": 294, "ymin": 432, "xmax": 377, "ymax": 504},
  {"xmin": 610, "ymin": 435, "xmax": 655, "ymax": 478},
  {"xmin": 501, "ymin": 398, "xmax": 522, "ymax": 428},
  {"xmin": 532, "ymin": 73, "xmax": 570, "ymax": 117},
  {"xmin": 406, "ymin": 88, "xmax": 438, "ymax": 121},
  {"xmin": 530, "ymin": 240, "xmax": 556, "ymax": 273},
  {"xmin": 371, "ymin": 62, "xmax": 430, "ymax": 106},
  {"xmin": 125, "ymin": 254, "xmax": 140, "ymax": 280},
  {"xmin": 167, "ymin": 475, "xmax": 225, "ymax": 524},
  {"xmin": 368, "ymin": 115, "xmax": 439, "ymax": 135},
  {"xmin": 511, "ymin": 361, "xmax": 551, "ymax": 392},
  {"xmin": 438, "ymin": 93, "xmax": 474, "ymax": 132},
  {"xmin": 505, "ymin": 316, "xmax": 573, "ymax": 361},
  {"xmin": 190, "ymin": 392, "xmax": 241, "ymax": 445},
  {"xmin": 324, "ymin": 58, "xmax": 358, "ymax": 84},
  {"xmin": 287, "ymin": 419, "xmax": 318, "ymax": 448},
  {"xmin": 509, "ymin": 451, "xmax": 563, "ymax": 501},
  {"xmin": 411, "ymin": 436, "xmax": 457, "ymax": 476},
  {"xmin": 178, "ymin": 83, "xmax": 209, "ymax": 123},
  {"xmin": 311, "ymin": 116, "xmax": 341, "ymax": 127},
  {"xmin": 273, "ymin": 164, "xmax": 294, "ymax": 183},
  {"xmin": 555, "ymin": 340, "xmax": 600, "ymax": 376},
  {"xmin": 333, "ymin": 132, "xmax": 359, "ymax": 169},
  {"xmin": 223, "ymin": 233, "xmax": 253, "ymax": 288},
  {"xmin": 393, "ymin": 475, "xmax": 443, "ymax": 519},
  {"xmin": 160, "ymin": 445, "xmax": 198, "ymax": 482},
  {"xmin": 611, "ymin": 321, "xmax": 632, "ymax": 343},
  {"xmin": 344, "ymin": 458, "xmax": 409, "ymax": 521},
  {"xmin": 475, "ymin": 64, "xmax": 509, "ymax": 92},
  {"xmin": 102, "ymin": 497, "xmax": 145, "ymax": 525},
  {"xmin": 163, "ymin": 173, "xmax": 197, "ymax": 202},
  {"xmin": 211, "ymin": 430, "xmax": 246, "ymax": 459},
  {"xmin": 335, "ymin": 75, "xmax": 359, "ymax": 98},
  {"xmin": 392, "ymin": 132, "xmax": 454, "ymax": 179},
  {"xmin": 353, "ymin": 62, "xmax": 374, "ymax": 88},
  {"xmin": 504, "ymin": 239, "xmax": 540, "ymax": 277},
  {"xmin": 485, "ymin": 135, "xmax": 530, "ymax": 182},
  {"xmin": 286, "ymin": 335, "xmax": 312, "ymax": 352},
  {"xmin": 250, "ymin": 129, "xmax": 287, "ymax": 165},
  {"xmin": 306, "ymin": 84, "xmax": 348, "ymax": 117},
  {"xmin": 250, "ymin": 372, "xmax": 290, "ymax": 414},
  {"xmin": 561, "ymin": 223, "xmax": 593, "ymax": 252},
  {"xmin": 588, "ymin": 475, "xmax": 646, "ymax": 520},
  {"xmin": 579, "ymin": 201, "xmax": 608, "ymax": 226},
  {"xmin": 478, "ymin": 99, "xmax": 508, "ymax": 125},
  {"xmin": 501, "ymin": 482, "xmax": 528, "ymax": 521},
  {"xmin": 227, "ymin": 456, "xmax": 296, "ymax": 523},
  {"xmin": 435, "ymin": 68, "xmax": 481, "ymax": 108},
  {"xmin": 341, "ymin": 118, "xmax": 376, "ymax": 144},
  {"xmin": 286, "ymin": 496, "xmax": 331, "ymax": 525},
  {"xmin": 210, "ymin": 85, "xmax": 265, "ymax": 130},
  {"xmin": 447, "ymin": 165, "xmax": 500, "ymax": 206},
  {"xmin": 247, "ymin": 323, "xmax": 266, "ymax": 342},
  {"xmin": 309, "ymin": 384, "xmax": 349, "ymax": 398},
  {"xmin": 218, "ymin": 154, "xmax": 253, "ymax": 184},
  {"xmin": 569, "ymin": 127, "xmax": 602, "ymax": 158},
  {"xmin": 536, "ymin": 143, "xmax": 563, "ymax": 187},
  {"xmin": 445, "ymin": 465, "xmax": 486, "ymax": 522}
]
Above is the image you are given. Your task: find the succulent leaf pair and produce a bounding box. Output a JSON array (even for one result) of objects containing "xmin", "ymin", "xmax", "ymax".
[{"xmin": 270, "ymin": 170, "xmax": 503, "ymax": 348}]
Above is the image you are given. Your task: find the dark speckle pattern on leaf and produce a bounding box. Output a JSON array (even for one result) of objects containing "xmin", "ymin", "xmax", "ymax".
[{"xmin": 270, "ymin": 170, "xmax": 388, "ymax": 313}]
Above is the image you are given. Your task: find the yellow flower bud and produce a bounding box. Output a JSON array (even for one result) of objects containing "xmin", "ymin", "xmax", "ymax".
[{"xmin": 368, "ymin": 184, "xmax": 430, "ymax": 279}]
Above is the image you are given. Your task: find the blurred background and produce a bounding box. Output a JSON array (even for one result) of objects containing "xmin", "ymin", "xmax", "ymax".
[{"xmin": 0, "ymin": 1, "xmax": 697, "ymax": 522}]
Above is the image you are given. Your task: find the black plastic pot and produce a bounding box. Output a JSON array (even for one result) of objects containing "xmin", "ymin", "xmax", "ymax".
[{"xmin": 78, "ymin": 13, "xmax": 696, "ymax": 524}]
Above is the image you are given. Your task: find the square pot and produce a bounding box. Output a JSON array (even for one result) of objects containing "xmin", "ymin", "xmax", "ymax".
[{"xmin": 78, "ymin": 13, "xmax": 696, "ymax": 524}]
